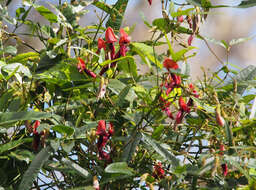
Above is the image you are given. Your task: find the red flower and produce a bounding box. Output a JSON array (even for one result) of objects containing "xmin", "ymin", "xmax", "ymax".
[
  {"xmin": 219, "ymin": 144, "xmax": 225, "ymax": 156},
  {"xmin": 96, "ymin": 120, "xmax": 114, "ymax": 163},
  {"xmin": 96, "ymin": 120, "xmax": 107, "ymax": 136},
  {"xmin": 177, "ymin": 15, "xmax": 184, "ymax": 23},
  {"xmin": 221, "ymin": 163, "xmax": 228, "ymax": 177},
  {"xmin": 77, "ymin": 58, "xmax": 96, "ymax": 78},
  {"xmin": 147, "ymin": 0, "xmax": 152, "ymax": 5},
  {"xmin": 108, "ymin": 122, "xmax": 114, "ymax": 136},
  {"xmin": 163, "ymin": 58, "xmax": 179, "ymax": 70},
  {"xmin": 77, "ymin": 57, "xmax": 86, "ymax": 73},
  {"xmin": 153, "ymin": 162, "xmax": 165, "ymax": 179},
  {"xmin": 179, "ymin": 97, "xmax": 190, "ymax": 113},
  {"xmin": 188, "ymin": 34, "xmax": 194, "ymax": 46},
  {"xmin": 175, "ymin": 110, "xmax": 184, "ymax": 124},
  {"xmin": 97, "ymin": 38, "xmax": 106, "ymax": 53},
  {"xmin": 164, "ymin": 107, "xmax": 174, "ymax": 119},
  {"xmin": 119, "ymin": 29, "xmax": 131, "ymax": 46},
  {"xmin": 33, "ymin": 120, "xmax": 40, "ymax": 135},
  {"xmin": 171, "ymin": 73, "xmax": 181, "ymax": 86},
  {"xmin": 105, "ymin": 27, "xmax": 117, "ymax": 44},
  {"xmin": 216, "ymin": 112, "xmax": 225, "ymax": 127},
  {"xmin": 84, "ymin": 68, "xmax": 97, "ymax": 78}
]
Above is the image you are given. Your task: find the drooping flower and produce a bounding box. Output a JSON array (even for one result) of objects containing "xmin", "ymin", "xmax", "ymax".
[
  {"xmin": 153, "ymin": 162, "xmax": 165, "ymax": 179},
  {"xmin": 164, "ymin": 107, "xmax": 174, "ymax": 119},
  {"xmin": 33, "ymin": 120, "xmax": 40, "ymax": 135},
  {"xmin": 97, "ymin": 38, "xmax": 106, "ymax": 53},
  {"xmin": 188, "ymin": 34, "xmax": 194, "ymax": 46},
  {"xmin": 219, "ymin": 144, "xmax": 225, "ymax": 156},
  {"xmin": 105, "ymin": 27, "xmax": 118, "ymax": 44},
  {"xmin": 77, "ymin": 57, "xmax": 86, "ymax": 73},
  {"xmin": 221, "ymin": 163, "xmax": 228, "ymax": 177},
  {"xmin": 32, "ymin": 120, "xmax": 48, "ymax": 151},
  {"xmin": 216, "ymin": 105, "xmax": 225, "ymax": 127},
  {"xmin": 77, "ymin": 58, "xmax": 97, "ymax": 78},
  {"xmin": 175, "ymin": 110, "xmax": 183, "ymax": 124},
  {"xmin": 163, "ymin": 58, "xmax": 179, "ymax": 70},
  {"xmin": 179, "ymin": 97, "xmax": 190, "ymax": 113},
  {"xmin": 119, "ymin": 29, "xmax": 131, "ymax": 46},
  {"xmin": 96, "ymin": 120, "xmax": 114, "ymax": 163},
  {"xmin": 96, "ymin": 120, "xmax": 107, "ymax": 136},
  {"xmin": 147, "ymin": 0, "xmax": 152, "ymax": 5},
  {"xmin": 171, "ymin": 73, "xmax": 181, "ymax": 86},
  {"xmin": 177, "ymin": 15, "xmax": 184, "ymax": 23}
]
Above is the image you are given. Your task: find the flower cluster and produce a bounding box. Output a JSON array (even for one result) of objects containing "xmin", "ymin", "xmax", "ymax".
[
  {"xmin": 152, "ymin": 162, "xmax": 165, "ymax": 179},
  {"xmin": 31, "ymin": 120, "xmax": 48, "ymax": 151},
  {"xmin": 96, "ymin": 120, "xmax": 114, "ymax": 164},
  {"xmin": 160, "ymin": 58, "xmax": 199, "ymax": 124},
  {"xmin": 98, "ymin": 27, "xmax": 131, "ymax": 75}
]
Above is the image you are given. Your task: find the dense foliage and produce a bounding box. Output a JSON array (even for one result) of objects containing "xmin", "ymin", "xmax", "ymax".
[{"xmin": 0, "ymin": 0, "xmax": 256, "ymax": 189}]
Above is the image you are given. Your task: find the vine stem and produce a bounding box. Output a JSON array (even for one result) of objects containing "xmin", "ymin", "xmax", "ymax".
[{"xmin": 198, "ymin": 34, "xmax": 225, "ymax": 65}]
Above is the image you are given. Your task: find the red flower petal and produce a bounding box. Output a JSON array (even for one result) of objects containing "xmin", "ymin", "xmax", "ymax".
[
  {"xmin": 153, "ymin": 162, "xmax": 165, "ymax": 179},
  {"xmin": 179, "ymin": 97, "xmax": 190, "ymax": 113},
  {"xmin": 105, "ymin": 27, "xmax": 117, "ymax": 43},
  {"xmin": 108, "ymin": 123, "xmax": 114, "ymax": 136},
  {"xmin": 84, "ymin": 68, "xmax": 97, "ymax": 78},
  {"xmin": 33, "ymin": 120, "xmax": 40, "ymax": 135},
  {"xmin": 77, "ymin": 57, "xmax": 86, "ymax": 72},
  {"xmin": 147, "ymin": 0, "xmax": 152, "ymax": 5},
  {"xmin": 119, "ymin": 29, "xmax": 131, "ymax": 46},
  {"xmin": 163, "ymin": 58, "xmax": 179, "ymax": 70},
  {"xmin": 221, "ymin": 163, "xmax": 228, "ymax": 177},
  {"xmin": 188, "ymin": 34, "xmax": 194, "ymax": 46},
  {"xmin": 96, "ymin": 120, "xmax": 107, "ymax": 136},
  {"xmin": 177, "ymin": 15, "xmax": 184, "ymax": 23},
  {"xmin": 97, "ymin": 38, "xmax": 106, "ymax": 52},
  {"xmin": 175, "ymin": 110, "xmax": 183, "ymax": 124}
]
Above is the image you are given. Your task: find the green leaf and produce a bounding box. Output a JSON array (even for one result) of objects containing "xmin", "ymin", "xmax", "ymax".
[
  {"xmin": 34, "ymin": 5, "xmax": 58, "ymax": 23},
  {"xmin": 202, "ymin": 36, "xmax": 228, "ymax": 49},
  {"xmin": 122, "ymin": 132, "xmax": 142, "ymax": 162},
  {"xmin": 18, "ymin": 146, "xmax": 52, "ymax": 190},
  {"xmin": 3, "ymin": 46, "xmax": 17, "ymax": 55},
  {"xmin": 172, "ymin": 46, "xmax": 196, "ymax": 62},
  {"xmin": 191, "ymin": 96, "xmax": 215, "ymax": 113},
  {"xmin": 105, "ymin": 162, "xmax": 135, "ymax": 175},
  {"xmin": 106, "ymin": 0, "xmax": 129, "ymax": 30},
  {"xmin": 62, "ymin": 159, "xmax": 91, "ymax": 178},
  {"xmin": 170, "ymin": 8, "xmax": 194, "ymax": 18},
  {"xmin": 131, "ymin": 42, "xmax": 162, "ymax": 68},
  {"xmin": 186, "ymin": 0, "xmax": 201, "ymax": 6},
  {"xmin": 224, "ymin": 122, "xmax": 233, "ymax": 147},
  {"xmin": 224, "ymin": 155, "xmax": 251, "ymax": 179},
  {"xmin": 142, "ymin": 133, "xmax": 179, "ymax": 169},
  {"xmin": 8, "ymin": 52, "xmax": 39, "ymax": 63},
  {"xmin": 229, "ymin": 36, "xmax": 254, "ymax": 46},
  {"xmin": 61, "ymin": 141, "xmax": 75, "ymax": 153},
  {"xmin": 0, "ymin": 111, "xmax": 53, "ymax": 127},
  {"xmin": 16, "ymin": 7, "xmax": 25, "ymax": 18},
  {"xmin": 51, "ymin": 125, "xmax": 74, "ymax": 136},
  {"xmin": 0, "ymin": 138, "xmax": 32, "ymax": 154},
  {"xmin": 9, "ymin": 149, "xmax": 35, "ymax": 164},
  {"xmin": 236, "ymin": 0, "xmax": 256, "ymax": 8},
  {"xmin": 152, "ymin": 18, "xmax": 172, "ymax": 33},
  {"xmin": 235, "ymin": 65, "xmax": 256, "ymax": 94},
  {"xmin": 108, "ymin": 79, "xmax": 137, "ymax": 102},
  {"xmin": 2, "ymin": 63, "xmax": 31, "ymax": 77}
]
